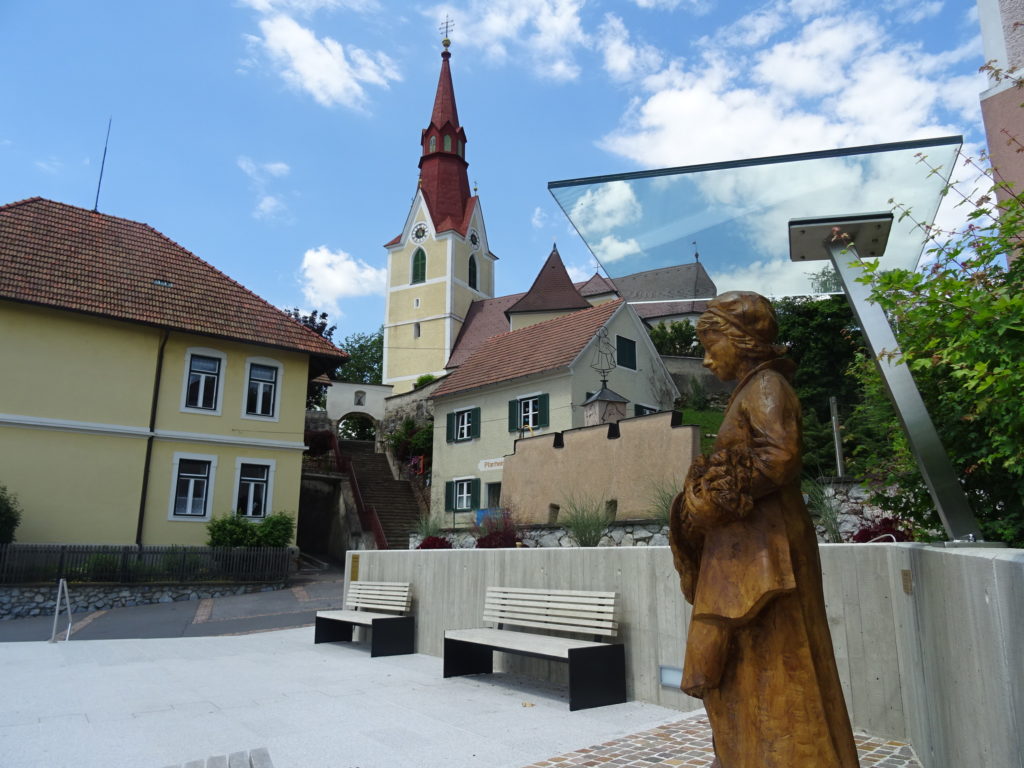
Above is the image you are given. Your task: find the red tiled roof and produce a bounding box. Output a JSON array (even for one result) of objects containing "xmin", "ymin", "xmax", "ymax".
[
  {"xmin": 446, "ymin": 292, "xmax": 523, "ymax": 368},
  {"xmin": 0, "ymin": 198, "xmax": 347, "ymax": 361},
  {"xmin": 433, "ymin": 299, "xmax": 624, "ymax": 398},
  {"xmin": 505, "ymin": 246, "xmax": 590, "ymax": 315}
]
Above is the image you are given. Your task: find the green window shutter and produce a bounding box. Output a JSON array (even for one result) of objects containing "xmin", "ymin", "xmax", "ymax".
[
  {"xmin": 444, "ymin": 481, "xmax": 455, "ymax": 512},
  {"xmin": 470, "ymin": 479, "xmax": 481, "ymax": 510},
  {"xmin": 538, "ymin": 393, "xmax": 549, "ymax": 428},
  {"xmin": 634, "ymin": 404, "xmax": 642, "ymax": 417},
  {"xmin": 470, "ymin": 407, "xmax": 482, "ymax": 438},
  {"xmin": 617, "ymin": 335, "xmax": 637, "ymax": 370},
  {"xmin": 508, "ymin": 399, "xmax": 518, "ymax": 432},
  {"xmin": 446, "ymin": 412, "xmax": 455, "ymax": 443}
]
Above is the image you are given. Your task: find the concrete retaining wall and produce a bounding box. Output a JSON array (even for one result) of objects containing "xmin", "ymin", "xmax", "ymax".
[{"xmin": 346, "ymin": 543, "xmax": 1023, "ymax": 768}]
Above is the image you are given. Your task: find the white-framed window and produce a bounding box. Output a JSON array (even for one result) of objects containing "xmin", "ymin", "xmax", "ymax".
[
  {"xmin": 235, "ymin": 458, "xmax": 275, "ymax": 519},
  {"xmin": 445, "ymin": 476, "xmax": 480, "ymax": 512},
  {"xmin": 446, "ymin": 407, "xmax": 481, "ymax": 443},
  {"xmin": 456, "ymin": 410, "xmax": 472, "ymax": 440},
  {"xmin": 242, "ymin": 357, "xmax": 282, "ymax": 421},
  {"xmin": 520, "ymin": 397, "xmax": 541, "ymax": 429},
  {"xmin": 181, "ymin": 348, "xmax": 226, "ymax": 416},
  {"xmin": 454, "ymin": 478, "xmax": 472, "ymax": 510},
  {"xmin": 507, "ymin": 393, "xmax": 549, "ymax": 432},
  {"xmin": 168, "ymin": 452, "xmax": 218, "ymax": 521}
]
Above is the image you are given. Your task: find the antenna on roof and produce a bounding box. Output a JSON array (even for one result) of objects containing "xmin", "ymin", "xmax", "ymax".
[{"xmin": 93, "ymin": 117, "xmax": 112, "ymax": 212}]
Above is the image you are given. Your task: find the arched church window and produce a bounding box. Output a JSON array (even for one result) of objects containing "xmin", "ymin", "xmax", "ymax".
[
  {"xmin": 468, "ymin": 255, "xmax": 477, "ymax": 290},
  {"xmin": 444, "ymin": 135, "xmax": 452, "ymax": 152},
  {"xmin": 411, "ymin": 249, "xmax": 426, "ymax": 284},
  {"xmin": 413, "ymin": 322, "xmax": 421, "ymax": 339},
  {"xmin": 458, "ymin": 140, "xmax": 464, "ymax": 157},
  {"xmin": 354, "ymin": 391, "xmax": 366, "ymax": 406},
  {"xmin": 429, "ymin": 136, "xmax": 437, "ymax": 153}
]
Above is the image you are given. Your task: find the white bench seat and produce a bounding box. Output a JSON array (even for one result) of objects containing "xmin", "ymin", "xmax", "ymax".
[
  {"xmin": 443, "ymin": 586, "xmax": 626, "ymax": 711},
  {"xmin": 315, "ymin": 581, "xmax": 414, "ymax": 657}
]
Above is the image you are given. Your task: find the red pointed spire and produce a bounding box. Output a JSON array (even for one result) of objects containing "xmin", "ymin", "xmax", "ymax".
[{"xmin": 418, "ymin": 39, "xmax": 471, "ymax": 234}]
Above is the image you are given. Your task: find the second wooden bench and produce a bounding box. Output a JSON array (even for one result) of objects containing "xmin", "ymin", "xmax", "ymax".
[
  {"xmin": 443, "ymin": 586, "xmax": 626, "ymax": 710},
  {"xmin": 315, "ymin": 580, "xmax": 414, "ymax": 657}
]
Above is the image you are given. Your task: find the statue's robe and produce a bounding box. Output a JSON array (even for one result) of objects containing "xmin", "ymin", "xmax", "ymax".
[{"xmin": 669, "ymin": 359, "xmax": 860, "ymax": 768}]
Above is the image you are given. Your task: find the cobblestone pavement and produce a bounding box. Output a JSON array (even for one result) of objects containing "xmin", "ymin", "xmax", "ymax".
[{"xmin": 522, "ymin": 715, "xmax": 922, "ymax": 767}]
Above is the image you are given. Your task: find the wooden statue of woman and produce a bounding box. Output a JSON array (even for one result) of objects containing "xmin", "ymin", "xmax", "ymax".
[{"xmin": 668, "ymin": 291, "xmax": 860, "ymax": 768}]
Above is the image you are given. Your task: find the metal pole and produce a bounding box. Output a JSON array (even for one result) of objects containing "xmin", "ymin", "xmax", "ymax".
[
  {"xmin": 825, "ymin": 238, "xmax": 983, "ymax": 541},
  {"xmin": 829, "ymin": 395, "xmax": 846, "ymax": 477}
]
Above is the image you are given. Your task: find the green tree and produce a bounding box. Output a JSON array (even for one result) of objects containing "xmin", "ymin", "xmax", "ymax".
[
  {"xmin": 648, "ymin": 320, "xmax": 702, "ymax": 357},
  {"xmin": 772, "ymin": 296, "xmax": 866, "ymax": 423},
  {"xmin": 336, "ymin": 327, "xmax": 383, "ymax": 385},
  {"xmin": 855, "ymin": 142, "xmax": 1024, "ymax": 546},
  {"xmin": 286, "ymin": 308, "xmax": 340, "ymax": 409}
]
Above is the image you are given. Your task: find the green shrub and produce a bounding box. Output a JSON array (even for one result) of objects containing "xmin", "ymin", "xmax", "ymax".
[
  {"xmin": 647, "ymin": 478, "xmax": 682, "ymax": 526},
  {"xmin": 561, "ymin": 494, "xmax": 614, "ymax": 547},
  {"xmin": 413, "ymin": 373, "xmax": 437, "ymax": 389},
  {"xmin": 83, "ymin": 553, "xmax": 122, "ymax": 582},
  {"xmin": 207, "ymin": 512, "xmax": 294, "ymax": 547},
  {"xmin": 0, "ymin": 484, "xmax": 23, "ymax": 544},
  {"xmin": 255, "ymin": 512, "xmax": 295, "ymax": 547}
]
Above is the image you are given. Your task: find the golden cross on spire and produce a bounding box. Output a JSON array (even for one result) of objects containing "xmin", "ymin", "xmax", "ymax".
[{"xmin": 439, "ymin": 15, "xmax": 454, "ymax": 44}]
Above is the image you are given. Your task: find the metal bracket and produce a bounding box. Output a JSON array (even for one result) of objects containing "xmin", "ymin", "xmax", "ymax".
[{"xmin": 789, "ymin": 213, "xmax": 984, "ymax": 541}]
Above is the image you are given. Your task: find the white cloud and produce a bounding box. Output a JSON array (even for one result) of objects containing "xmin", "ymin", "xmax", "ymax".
[
  {"xmin": 300, "ymin": 245, "xmax": 387, "ymax": 311},
  {"xmin": 35, "ymin": 157, "xmax": 62, "ymax": 174},
  {"xmin": 531, "ymin": 206, "xmax": 548, "ymax": 229},
  {"xmin": 238, "ymin": 155, "xmax": 293, "ymax": 219},
  {"xmin": 593, "ymin": 234, "xmax": 643, "ymax": 264},
  {"xmin": 428, "ymin": 0, "xmax": 587, "ymax": 81},
  {"xmin": 240, "ymin": 0, "xmax": 380, "ymax": 14},
  {"xmin": 566, "ymin": 259, "xmax": 600, "ymax": 282},
  {"xmin": 256, "ymin": 14, "xmax": 400, "ymax": 109},
  {"xmin": 569, "ymin": 180, "xmax": 643, "ymax": 238},
  {"xmin": 631, "ymin": 0, "xmax": 711, "ymax": 10},
  {"xmin": 598, "ymin": 14, "xmax": 663, "ymax": 82},
  {"xmin": 599, "ymin": 4, "xmax": 982, "ymax": 170},
  {"xmin": 254, "ymin": 195, "xmax": 287, "ymax": 219}
]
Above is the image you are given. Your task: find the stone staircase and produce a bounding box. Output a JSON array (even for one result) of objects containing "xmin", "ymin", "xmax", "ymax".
[{"xmin": 338, "ymin": 440, "xmax": 421, "ymax": 550}]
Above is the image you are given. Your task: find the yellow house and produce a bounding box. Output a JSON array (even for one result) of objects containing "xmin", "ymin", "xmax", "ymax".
[{"xmin": 0, "ymin": 197, "xmax": 347, "ymax": 545}]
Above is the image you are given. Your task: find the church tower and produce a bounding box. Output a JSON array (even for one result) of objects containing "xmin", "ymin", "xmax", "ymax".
[{"xmin": 383, "ymin": 38, "xmax": 496, "ymax": 394}]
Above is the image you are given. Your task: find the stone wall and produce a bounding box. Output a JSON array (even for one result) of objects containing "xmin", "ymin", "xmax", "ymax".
[
  {"xmin": 410, "ymin": 520, "xmax": 668, "ymax": 549},
  {"xmin": 0, "ymin": 581, "xmax": 288, "ymax": 620}
]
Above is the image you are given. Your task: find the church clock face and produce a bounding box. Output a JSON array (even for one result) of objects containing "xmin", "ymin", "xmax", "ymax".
[
  {"xmin": 469, "ymin": 229, "xmax": 479, "ymax": 250},
  {"xmin": 412, "ymin": 223, "xmax": 429, "ymax": 243}
]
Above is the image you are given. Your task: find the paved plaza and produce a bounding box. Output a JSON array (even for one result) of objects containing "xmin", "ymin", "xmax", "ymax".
[{"xmin": 0, "ymin": 624, "xmax": 921, "ymax": 768}]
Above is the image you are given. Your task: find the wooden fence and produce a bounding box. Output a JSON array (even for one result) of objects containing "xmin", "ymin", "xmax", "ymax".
[{"xmin": 0, "ymin": 544, "xmax": 292, "ymax": 585}]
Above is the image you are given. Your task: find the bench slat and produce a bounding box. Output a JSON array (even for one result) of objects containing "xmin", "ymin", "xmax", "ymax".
[
  {"xmin": 483, "ymin": 613, "xmax": 618, "ymax": 637},
  {"xmin": 489, "ymin": 589, "xmax": 614, "ymax": 602},
  {"xmin": 446, "ymin": 627, "xmax": 605, "ymax": 658},
  {"xmin": 344, "ymin": 581, "xmax": 412, "ymax": 614},
  {"xmin": 486, "ymin": 596, "xmax": 615, "ymax": 616}
]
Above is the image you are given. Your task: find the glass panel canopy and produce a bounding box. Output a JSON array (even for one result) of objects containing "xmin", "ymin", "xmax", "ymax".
[{"xmin": 549, "ymin": 137, "xmax": 960, "ymax": 299}]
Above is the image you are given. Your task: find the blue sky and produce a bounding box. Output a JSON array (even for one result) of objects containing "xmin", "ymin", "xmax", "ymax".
[{"xmin": 0, "ymin": 0, "xmax": 987, "ymax": 341}]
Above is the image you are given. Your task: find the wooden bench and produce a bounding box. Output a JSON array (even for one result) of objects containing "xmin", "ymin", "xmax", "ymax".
[
  {"xmin": 315, "ymin": 581, "xmax": 414, "ymax": 657},
  {"xmin": 443, "ymin": 586, "xmax": 626, "ymax": 711}
]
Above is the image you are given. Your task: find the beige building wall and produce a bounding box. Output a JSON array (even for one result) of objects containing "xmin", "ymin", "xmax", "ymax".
[
  {"xmin": 502, "ymin": 411, "xmax": 699, "ymax": 523},
  {"xmin": 509, "ymin": 310, "xmax": 574, "ymax": 331},
  {"xmin": 430, "ymin": 373, "xmax": 573, "ymax": 524}
]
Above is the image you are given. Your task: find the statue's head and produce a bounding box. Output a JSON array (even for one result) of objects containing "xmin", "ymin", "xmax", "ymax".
[{"xmin": 696, "ymin": 291, "xmax": 786, "ymax": 380}]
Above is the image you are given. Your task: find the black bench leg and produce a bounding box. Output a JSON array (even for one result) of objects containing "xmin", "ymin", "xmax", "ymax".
[
  {"xmin": 369, "ymin": 616, "xmax": 415, "ymax": 657},
  {"xmin": 568, "ymin": 644, "xmax": 627, "ymax": 711},
  {"xmin": 314, "ymin": 617, "xmax": 354, "ymax": 644},
  {"xmin": 443, "ymin": 637, "xmax": 493, "ymax": 678}
]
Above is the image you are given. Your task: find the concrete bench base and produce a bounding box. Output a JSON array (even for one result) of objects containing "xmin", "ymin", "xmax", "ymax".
[
  {"xmin": 315, "ymin": 610, "xmax": 415, "ymax": 657},
  {"xmin": 443, "ymin": 629, "xmax": 626, "ymax": 711}
]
